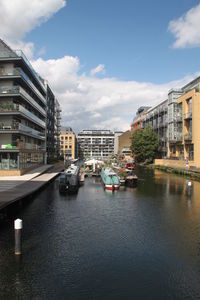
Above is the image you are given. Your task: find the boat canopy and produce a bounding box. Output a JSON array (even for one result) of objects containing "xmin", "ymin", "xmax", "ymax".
[{"xmin": 85, "ymin": 159, "xmax": 104, "ymax": 166}]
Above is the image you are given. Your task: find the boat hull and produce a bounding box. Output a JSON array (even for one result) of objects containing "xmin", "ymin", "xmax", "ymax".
[
  {"xmin": 101, "ymin": 168, "xmax": 120, "ymax": 191},
  {"xmin": 105, "ymin": 184, "xmax": 114, "ymax": 191},
  {"xmin": 114, "ymin": 185, "xmax": 120, "ymax": 190},
  {"xmin": 59, "ymin": 165, "xmax": 80, "ymax": 194},
  {"xmin": 125, "ymin": 176, "xmax": 138, "ymax": 187}
]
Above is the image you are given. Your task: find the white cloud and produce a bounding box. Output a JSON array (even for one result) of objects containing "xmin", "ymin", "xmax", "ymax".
[
  {"xmin": 32, "ymin": 56, "xmax": 197, "ymax": 132},
  {"xmin": 0, "ymin": 0, "xmax": 66, "ymax": 57},
  {"xmin": 169, "ymin": 3, "xmax": 200, "ymax": 48},
  {"xmin": 1, "ymin": 0, "xmax": 199, "ymax": 132},
  {"xmin": 90, "ymin": 64, "xmax": 105, "ymax": 76}
]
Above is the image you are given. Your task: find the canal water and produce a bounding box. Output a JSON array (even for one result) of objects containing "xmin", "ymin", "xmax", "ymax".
[{"xmin": 1, "ymin": 167, "xmax": 200, "ymax": 299}]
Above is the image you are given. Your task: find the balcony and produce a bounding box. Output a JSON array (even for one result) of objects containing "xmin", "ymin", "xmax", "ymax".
[
  {"xmin": 0, "ymin": 102, "xmax": 45, "ymax": 128},
  {"xmin": 18, "ymin": 68, "xmax": 46, "ymax": 104},
  {"xmin": 17, "ymin": 142, "xmax": 45, "ymax": 151},
  {"xmin": 169, "ymin": 133, "xmax": 182, "ymax": 143},
  {"xmin": 184, "ymin": 111, "xmax": 192, "ymax": 120},
  {"xmin": 0, "ymin": 68, "xmax": 46, "ymax": 104},
  {"xmin": 18, "ymin": 105, "xmax": 45, "ymax": 128},
  {"xmin": 184, "ymin": 133, "xmax": 192, "ymax": 141},
  {"xmin": 0, "ymin": 86, "xmax": 46, "ymax": 116},
  {"xmin": 176, "ymin": 133, "xmax": 183, "ymax": 141},
  {"xmin": 15, "ymin": 50, "xmax": 46, "ymax": 92},
  {"xmin": 0, "ymin": 122, "xmax": 45, "ymax": 140},
  {"xmin": 176, "ymin": 113, "xmax": 182, "ymax": 122}
]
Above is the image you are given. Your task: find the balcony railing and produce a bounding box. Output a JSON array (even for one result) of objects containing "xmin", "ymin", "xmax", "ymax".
[
  {"xmin": 0, "ymin": 142, "xmax": 45, "ymax": 151},
  {"xmin": 169, "ymin": 133, "xmax": 182, "ymax": 143},
  {"xmin": 176, "ymin": 114, "xmax": 182, "ymax": 122},
  {"xmin": 184, "ymin": 133, "xmax": 192, "ymax": 141},
  {"xmin": 0, "ymin": 86, "xmax": 46, "ymax": 116},
  {"xmin": 184, "ymin": 111, "xmax": 192, "ymax": 120},
  {"xmin": 17, "ymin": 142, "xmax": 45, "ymax": 150},
  {"xmin": 0, "ymin": 102, "xmax": 45, "ymax": 128},
  {"xmin": 176, "ymin": 133, "xmax": 183, "ymax": 141},
  {"xmin": 18, "ymin": 105, "xmax": 45, "ymax": 128},
  {"xmin": 14, "ymin": 50, "xmax": 46, "ymax": 92},
  {"xmin": 0, "ymin": 68, "xmax": 46, "ymax": 104},
  {"xmin": 0, "ymin": 122, "xmax": 45, "ymax": 140}
]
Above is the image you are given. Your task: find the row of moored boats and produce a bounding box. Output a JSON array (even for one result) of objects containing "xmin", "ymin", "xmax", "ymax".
[
  {"xmin": 59, "ymin": 160, "xmax": 138, "ymax": 193},
  {"xmin": 101, "ymin": 166, "xmax": 138, "ymax": 191}
]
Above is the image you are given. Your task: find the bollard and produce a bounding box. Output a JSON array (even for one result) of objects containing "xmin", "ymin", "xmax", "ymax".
[
  {"xmin": 14, "ymin": 219, "xmax": 23, "ymax": 255},
  {"xmin": 187, "ymin": 181, "xmax": 192, "ymax": 187}
]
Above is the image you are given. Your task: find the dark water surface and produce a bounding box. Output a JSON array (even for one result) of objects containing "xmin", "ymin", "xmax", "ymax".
[{"xmin": 1, "ymin": 167, "xmax": 200, "ymax": 299}]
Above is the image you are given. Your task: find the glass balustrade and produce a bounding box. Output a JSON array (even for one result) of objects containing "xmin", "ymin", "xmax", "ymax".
[
  {"xmin": 0, "ymin": 120, "xmax": 45, "ymax": 139},
  {"xmin": 17, "ymin": 68, "xmax": 46, "ymax": 104},
  {"xmin": 18, "ymin": 105, "xmax": 45, "ymax": 128},
  {"xmin": 0, "ymin": 101, "xmax": 45, "ymax": 128},
  {"xmin": 15, "ymin": 50, "xmax": 46, "ymax": 91},
  {"xmin": 19, "ymin": 87, "xmax": 46, "ymax": 116},
  {"xmin": 176, "ymin": 133, "xmax": 182, "ymax": 141},
  {"xmin": 0, "ymin": 67, "xmax": 46, "ymax": 104},
  {"xmin": 0, "ymin": 85, "xmax": 46, "ymax": 116},
  {"xmin": 18, "ymin": 123, "xmax": 45, "ymax": 139}
]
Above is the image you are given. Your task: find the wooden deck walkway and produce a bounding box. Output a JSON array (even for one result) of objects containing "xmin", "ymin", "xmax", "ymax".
[{"xmin": 0, "ymin": 163, "xmax": 64, "ymax": 211}]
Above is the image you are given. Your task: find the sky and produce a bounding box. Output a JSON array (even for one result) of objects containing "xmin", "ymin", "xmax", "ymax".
[{"xmin": 0, "ymin": 0, "xmax": 200, "ymax": 132}]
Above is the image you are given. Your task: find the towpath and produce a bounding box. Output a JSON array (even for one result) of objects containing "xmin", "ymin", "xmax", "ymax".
[{"xmin": 0, "ymin": 162, "xmax": 64, "ymax": 210}]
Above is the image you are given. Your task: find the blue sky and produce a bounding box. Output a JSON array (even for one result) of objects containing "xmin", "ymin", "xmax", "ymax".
[
  {"xmin": 26, "ymin": 0, "xmax": 200, "ymax": 83},
  {"xmin": 0, "ymin": 0, "xmax": 200, "ymax": 131}
]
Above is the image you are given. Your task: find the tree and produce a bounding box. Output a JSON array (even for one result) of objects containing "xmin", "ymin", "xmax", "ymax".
[{"xmin": 131, "ymin": 126, "xmax": 159, "ymax": 163}]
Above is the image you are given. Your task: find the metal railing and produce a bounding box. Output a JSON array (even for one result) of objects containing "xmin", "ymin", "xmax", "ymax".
[
  {"xmin": 0, "ymin": 86, "xmax": 46, "ymax": 116},
  {"xmin": 15, "ymin": 50, "xmax": 46, "ymax": 91},
  {"xmin": 0, "ymin": 121, "xmax": 45, "ymax": 140},
  {"xmin": 18, "ymin": 105, "xmax": 45, "ymax": 128},
  {"xmin": 0, "ymin": 68, "xmax": 46, "ymax": 104},
  {"xmin": 176, "ymin": 113, "xmax": 182, "ymax": 122},
  {"xmin": 176, "ymin": 133, "xmax": 183, "ymax": 141},
  {"xmin": 0, "ymin": 102, "xmax": 45, "ymax": 128},
  {"xmin": 0, "ymin": 50, "xmax": 46, "ymax": 92}
]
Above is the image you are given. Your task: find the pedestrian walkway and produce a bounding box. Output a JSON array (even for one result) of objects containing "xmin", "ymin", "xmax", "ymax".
[
  {"xmin": 0, "ymin": 165, "xmax": 52, "ymax": 192},
  {"xmin": 0, "ymin": 163, "xmax": 64, "ymax": 211}
]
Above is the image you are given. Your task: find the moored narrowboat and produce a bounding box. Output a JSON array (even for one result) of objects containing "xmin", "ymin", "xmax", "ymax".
[
  {"xmin": 59, "ymin": 164, "xmax": 80, "ymax": 193},
  {"xmin": 101, "ymin": 168, "xmax": 120, "ymax": 191},
  {"xmin": 125, "ymin": 171, "xmax": 138, "ymax": 187}
]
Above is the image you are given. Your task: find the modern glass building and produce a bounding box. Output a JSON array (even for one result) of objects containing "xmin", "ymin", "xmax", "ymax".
[
  {"xmin": 0, "ymin": 39, "xmax": 61, "ymax": 175},
  {"xmin": 141, "ymin": 100, "xmax": 168, "ymax": 158}
]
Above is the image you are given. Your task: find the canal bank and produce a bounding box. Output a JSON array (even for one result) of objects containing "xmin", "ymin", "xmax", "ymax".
[
  {"xmin": 149, "ymin": 163, "xmax": 200, "ymax": 181},
  {"xmin": 0, "ymin": 162, "xmax": 64, "ymax": 211}
]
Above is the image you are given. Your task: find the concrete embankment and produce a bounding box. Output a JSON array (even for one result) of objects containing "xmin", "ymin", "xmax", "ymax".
[
  {"xmin": 0, "ymin": 163, "xmax": 64, "ymax": 211},
  {"xmin": 150, "ymin": 164, "xmax": 200, "ymax": 181}
]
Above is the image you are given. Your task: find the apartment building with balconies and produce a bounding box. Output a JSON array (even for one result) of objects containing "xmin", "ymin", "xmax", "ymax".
[
  {"xmin": 132, "ymin": 76, "xmax": 200, "ymax": 169},
  {"xmin": 0, "ymin": 39, "xmax": 61, "ymax": 174},
  {"xmin": 54, "ymin": 99, "xmax": 62, "ymax": 160},
  {"xmin": 168, "ymin": 77, "xmax": 200, "ymax": 168},
  {"xmin": 131, "ymin": 106, "xmax": 150, "ymax": 133},
  {"xmin": 141, "ymin": 100, "xmax": 168, "ymax": 157},
  {"xmin": 77, "ymin": 130, "xmax": 115, "ymax": 160},
  {"xmin": 0, "ymin": 39, "xmax": 47, "ymax": 175}
]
